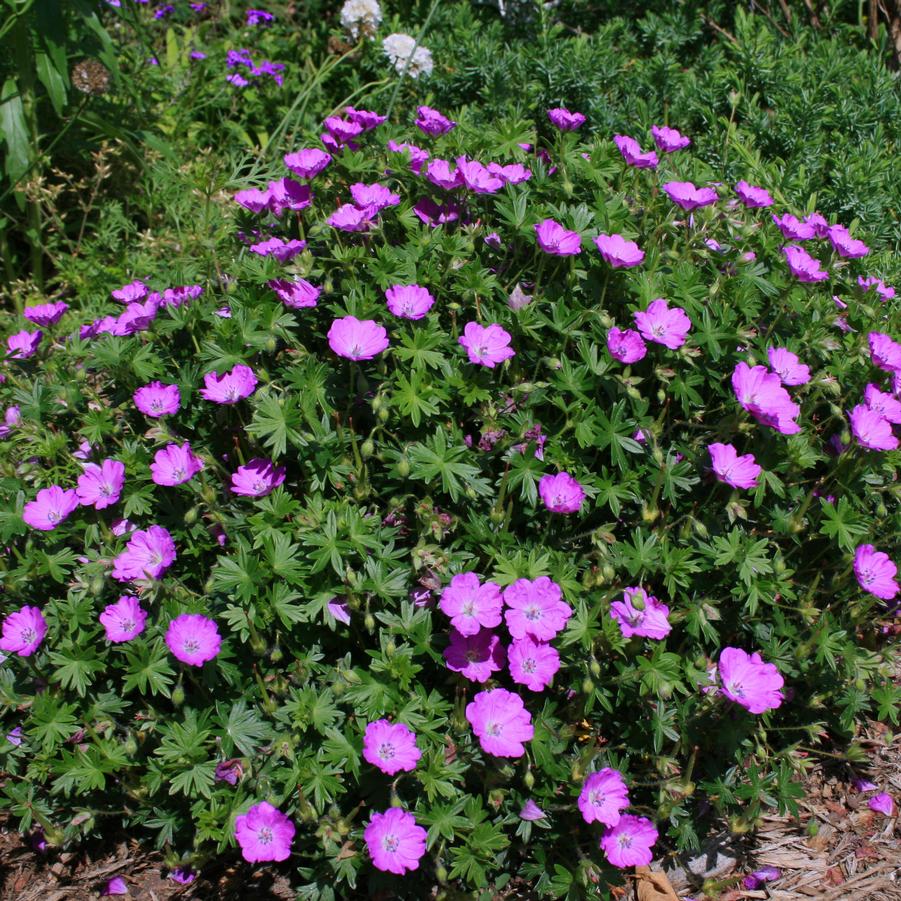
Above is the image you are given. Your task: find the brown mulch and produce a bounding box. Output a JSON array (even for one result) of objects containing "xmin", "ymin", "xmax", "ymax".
[{"xmin": 0, "ymin": 729, "xmax": 898, "ymax": 900}]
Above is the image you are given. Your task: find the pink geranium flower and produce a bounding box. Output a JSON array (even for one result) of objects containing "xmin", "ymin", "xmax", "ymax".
[
  {"xmin": 633, "ymin": 299, "xmax": 691, "ymax": 349},
  {"xmin": 868, "ymin": 332, "xmax": 901, "ymax": 372},
  {"xmin": 868, "ymin": 793, "xmax": 895, "ymax": 816},
  {"xmin": 519, "ymin": 799, "xmax": 546, "ymax": 821},
  {"xmin": 0, "ymin": 606, "xmax": 47, "ymax": 657},
  {"xmin": 112, "ymin": 525, "xmax": 176, "ymax": 581},
  {"xmin": 234, "ymin": 801, "xmax": 295, "ymax": 862},
  {"xmin": 858, "ymin": 276, "xmax": 895, "ymax": 302},
  {"xmin": 455, "ymin": 157, "xmax": 504, "ymax": 194},
  {"xmin": 99, "ymin": 595, "xmax": 148, "ymax": 642},
  {"xmin": 854, "ymin": 545, "xmax": 899, "ymax": 600},
  {"xmin": 233, "ymin": 187, "xmax": 270, "ymax": 213},
  {"xmin": 24, "ymin": 301, "xmax": 68, "ymax": 326},
  {"xmin": 323, "ymin": 115, "xmax": 363, "ymax": 143},
  {"xmin": 350, "ymin": 182, "xmax": 400, "ymax": 212},
  {"xmin": 827, "ymin": 224, "xmax": 869, "ymax": 259},
  {"xmin": 804, "ymin": 212, "xmax": 830, "ymax": 237},
  {"xmin": 734, "ymin": 181, "xmax": 773, "ymax": 208},
  {"xmin": 425, "ymin": 158, "xmax": 463, "ymax": 190},
  {"xmin": 269, "ymin": 278, "xmax": 320, "ymax": 309},
  {"xmin": 200, "ymin": 364, "xmax": 257, "ymax": 404},
  {"xmin": 385, "ymin": 284, "xmax": 435, "ymax": 320},
  {"xmin": 610, "ymin": 587, "xmax": 671, "ymax": 640},
  {"xmin": 76, "ymin": 459, "xmax": 126, "ymax": 509},
  {"xmin": 594, "ymin": 233, "xmax": 644, "ymax": 268},
  {"xmin": 717, "ymin": 647, "xmax": 784, "ymax": 714},
  {"xmin": 772, "ymin": 213, "xmax": 815, "ymax": 240},
  {"xmin": 248, "ymin": 236, "xmax": 307, "ymax": 261},
  {"xmin": 364, "ymin": 808, "xmax": 427, "ymax": 875},
  {"xmin": 344, "ymin": 107, "xmax": 385, "ymax": 131},
  {"xmin": 607, "ymin": 327, "xmax": 647, "ymax": 363},
  {"xmin": 548, "ymin": 107, "xmax": 586, "ymax": 130},
  {"xmin": 150, "ymin": 442, "xmax": 204, "ymax": 486},
  {"xmin": 415, "ymin": 105, "xmax": 456, "ymax": 135},
  {"xmin": 134, "ymin": 381, "xmax": 181, "ymax": 417},
  {"xmin": 112, "ymin": 279, "xmax": 149, "ymax": 303},
  {"xmin": 864, "ymin": 384, "xmax": 901, "ymax": 423},
  {"xmin": 165, "ymin": 614, "xmax": 221, "ymax": 666},
  {"xmin": 7, "ymin": 329, "xmax": 42, "ymax": 359},
  {"xmin": 578, "ymin": 768, "xmax": 630, "ymax": 826},
  {"xmin": 767, "ymin": 347, "xmax": 810, "ymax": 385},
  {"xmin": 327, "ymin": 316, "xmax": 389, "ymax": 360},
  {"xmin": 662, "ymin": 181, "xmax": 717, "ymax": 210},
  {"xmin": 101, "ymin": 877, "xmax": 128, "ymax": 896},
  {"xmin": 538, "ymin": 472, "xmax": 585, "ymax": 514},
  {"xmin": 266, "ymin": 178, "xmax": 312, "ymax": 216},
  {"xmin": 362, "ymin": 720, "xmax": 421, "ymax": 774},
  {"xmin": 783, "ymin": 245, "xmax": 828, "ymax": 282},
  {"xmin": 443, "ymin": 628, "xmax": 506, "ymax": 682},
  {"xmin": 849, "ymin": 404, "xmax": 898, "ymax": 451},
  {"xmin": 508, "ymin": 637, "xmax": 560, "ymax": 691},
  {"xmin": 534, "ymin": 219, "xmax": 582, "ymax": 255},
  {"xmin": 651, "ymin": 125, "xmax": 690, "ymax": 152},
  {"xmin": 600, "ymin": 815, "xmax": 658, "ymax": 868},
  {"xmin": 708, "ymin": 443, "xmax": 762, "ymax": 489},
  {"xmin": 439, "ymin": 572, "xmax": 503, "ymax": 636},
  {"xmin": 458, "ymin": 322, "xmax": 515, "ymax": 367},
  {"xmin": 231, "ymin": 459, "xmax": 286, "ymax": 497},
  {"xmin": 387, "ymin": 140, "xmax": 430, "ymax": 174},
  {"xmin": 614, "ymin": 135, "xmax": 658, "ymax": 169},
  {"xmin": 328, "ymin": 203, "xmax": 373, "ymax": 231},
  {"xmin": 503, "ymin": 576, "xmax": 572, "ymax": 641},
  {"xmin": 283, "ymin": 148, "xmax": 331, "ymax": 179},
  {"xmin": 465, "ymin": 687, "xmax": 534, "ymax": 757},
  {"xmin": 731, "ymin": 362, "xmax": 801, "ymax": 434},
  {"xmin": 23, "ymin": 485, "xmax": 79, "ymax": 531},
  {"xmin": 412, "ymin": 196, "xmax": 461, "ymax": 226},
  {"xmin": 487, "ymin": 162, "xmax": 531, "ymax": 185}
]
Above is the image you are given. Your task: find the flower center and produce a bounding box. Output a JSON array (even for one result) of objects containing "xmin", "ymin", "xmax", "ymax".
[
  {"xmin": 383, "ymin": 833, "xmax": 399, "ymax": 853},
  {"xmin": 183, "ymin": 639, "xmax": 200, "ymax": 655},
  {"xmin": 48, "ymin": 510, "xmax": 60, "ymax": 523},
  {"xmin": 252, "ymin": 479, "xmax": 267, "ymax": 493},
  {"xmin": 20, "ymin": 627, "xmax": 36, "ymax": 644},
  {"xmin": 726, "ymin": 679, "xmax": 744, "ymax": 698},
  {"xmin": 617, "ymin": 833, "xmax": 633, "ymax": 848},
  {"xmin": 461, "ymin": 601, "xmax": 475, "ymax": 617},
  {"xmin": 150, "ymin": 399, "xmax": 163, "ymax": 411},
  {"xmin": 521, "ymin": 657, "xmax": 536, "ymax": 673},
  {"xmin": 120, "ymin": 618, "xmax": 135, "ymax": 633},
  {"xmin": 485, "ymin": 721, "xmax": 502, "ymax": 737},
  {"xmin": 524, "ymin": 605, "xmax": 542, "ymax": 622},
  {"xmin": 257, "ymin": 826, "xmax": 273, "ymax": 845},
  {"xmin": 377, "ymin": 742, "xmax": 395, "ymax": 760},
  {"xmin": 172, "ymin": 467, "xmax": 186, "ymax": 482}
]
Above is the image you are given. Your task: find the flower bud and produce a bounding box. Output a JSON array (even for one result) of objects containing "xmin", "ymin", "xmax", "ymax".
[
  {"xmin": 523, "ymin": 769, "xmax": 535, "ymax": 790},
  {"xmin": 265, "ymin": 336, "xmax": 277, "ymax": 353},
  {"xmin": 90, "ymin": 574, "xmax": 105, "ymax": 596},
  {"xmin": 397, "ymin": 458, "xmax": 411, "ymax": 478},
  {"xmin": 360, "ymin": 439, "xmax": 375, "ymax": 458},
  {"xmin": 250, "ymin": 635, "xmax": 267, "ymax": 656},
  {"xmin": 364, "ymin": 612, "xmax": 376, "ymax": 633},
  {"xmin": 581, "ymin": 676, "xmax": 594, "ymax": 695},
  {"xmin": 171, "ymin": 685, "xmax": 185, "ymax": 707},
  {"xmin": 183, "ymin": 506, "xmax": 199, "ymax": 525},
  {"xmin": 378, "ymin": 407, "xmax": 390, "ymax": 422},
  {"xmin": 385, "ymin": 639, "xmax": 396, "ymax": 657},
  {"xmin": 589, "ymin": 658, "xmax": 601, "ymax": 678},
  {"xmin": 371, "ymin": 395, "xmax": 383, "ymax": 412},
  {"xmin": 436, "ymin": 864, "xmax": 449, "ymax": 885},
  {"xmin": 602, "ymin": 564, "xmax": 615, "ymax": 582},
  {"xmin": 270, "ymin": 645, "xmax": 284, "ymax": 663}
]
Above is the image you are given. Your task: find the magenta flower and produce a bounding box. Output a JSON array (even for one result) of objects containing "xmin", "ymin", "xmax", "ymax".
[
  {"xmin": 858, "ymin": 276, "xmax": 895, "ymax": 302},
  {"xmin": 425, "ymin": 158, "xmax": 463, "ymax": 190},
  {"xmin": 508, "ymin": 637, "xmax": 560, "ymax": 691},
  {"xmin": 362, "ymin": 719, "xmax": 421, "ymax": 774},
  {"xmin": 577, "ymin": 768, "xmax": 630, "ymax": 826},
  {"xmin": 200, "ymin": 364, "xmax": 257, "ymax": 404},
  {"xmin": 503, "ymin": 576, "xmax": 572, "ymax": 641},
  {"xmin": 743, "ymin": 866, "xmax": 782, "ymax": 890},
  {"xmin": 868, "ymin": 793, "xmax": 895, "ymax": 816},
  {"xmin": 772, "ymin": 213, "xmax": 816, "ymax": 241},
  {"xmin": 594, "ymin": 233, "xmax": 644, "ymax": 268},
  {"xmin": 266, "ymin": 178, "xmax": 312, "ymax": 216},
  {"xmin": 854, "ymin": 545, "xmax": 899, "ymax": 600},
  {"xmin": 731, "ymin": 362, "xmax": 800, "ymax": 434},
  {"xmin": 76, "ymin": 459, "xmax": 126, "ymax": 509},
  {"xmin": 7, "ymin": 329, "xmax": 42, "ymax": 359},
  {"xmin": 610, "ymin": 587, "xmax": 672, "ymax": 640},
  {"xmin": 869, "ymin": 332, "xmax": 901, "ymax": 372},
  {"xmin": 248, "ymin": 236, "xmax": 306, "ymax": 261},
  {"xmin": 169, "ymin": 869, "xmax": 196, "ymax": 885},
  {"xmin": 415, "ymin": 105, "xmax": 455, "ymax": 135},
  {"xmin": 234, "ymin": 801, "xmax": 295, "ymax": 863},
  {"xmin": 458, "ymin": 322, "xmax": 515, "ymax": 367},
  {"xmin": 7, "ymin": 726, "xmax": 22, "ymax": 746},
  {"xmin": 455, "ymin": 156, "xmax": 504, "ymax": 194},
  {"xmin": 269, "ymin": 278, "xmax": 320, "ymax": 309},
  {"xmin": 0, "ymin": 404, "xmax": 20, "ymax": 439},
  {"xmin": 233, "ymin": 186, "xmax": 270, "ymax": 213},
  {"xmin": 633, "ymin": 299, "xmax": 691, "ymax": 349},
  {"xmin": 519, "ymin": 799, "xmax": 546, "ymax": 821},
  {"xmin": 534, "ymin": 219, "xmax": 582, "ymax": 255},
  {"xmin": 439, "ymin": 572, "xmax": 503, "ymax": 636},
  {"xmin": 323, "ymin": 116, "xmax": 363, "ymax": 144},
  {"xmin": 134, "ymin": 381, "xmax": 181, "ymax": 417},
  {"xmin": 231, "ymin": 459, "xmax": 286, "ymax": 497},
  {"xmin": 99, "ymin": 595, "xmax": 148, "ymax": 643},
  {"xmin": 539, "ymin": 472, "xmax": 585, "ymax": 514},
  {"xmin": 23, "ymin": 485, "xmax": 79, "ymax": 531},
  {"xmin": 849, "ymin": 404, "xmax": 898, "ymax": 451},
  {"xmin": 614, "ymin": 135, "xmax": 658, "ymax": 169},
  {"xmin": 767, "ymin": 347, "xmax": 811, "ymax": 386},
  {"xmin": 0, "ymin": 606, "xmax": 47, "ymax": 657},
  {"xmin": 150, "ymin": 442, "xmax": 205, "ymax": 486},
  {"xmin": 465, "ymin": 687, "xmax": 534, "ymax": 757},
  {"xmin": 112, "ymin": 525, "xmax": 177, "ymax": 581},
  {"xmin": 607, "ymin": 327, "xmax": 647, "ymax": 364},
  {"xmin": 443, "ymin": 627, "xmax": 506, "ymax": 682},
  {"xmin": 662, "ymin": 181, "xmax": 717, "ymax": 210},
  {"xmin": 102, "ymin": 877, "xmax": 128, "ymax": 896},
  {"xmin": 328, "ymin": 598, "xmax": 351, "ymax": 625},
  {"xmin": 734, "ymin": 181, "xmax": 773, "ymax": 209},
  {"xmin": 161, "ymin": 284, "xmax": 203, "ymax": 308},
  {"xmin": 548, "ymin": 107, "xmax": 586, "ymax": 130},
  {"xmin": 864, "ymin": 384, "xmax": 901, "ymax": 423},
  {"xmin": 650, "ymin": 124, "xmax": 690, "ymax": 152},
  {"xmin": 804, "ymin": 212, "xmax": 830, "ymax": 237},
  {"xmin": 708, "ymin": 442, "xmax": 762, "ymax": 490},
  {"xmin": 487, "ymin": 162, "xmax": 531, "ymax": 185},
  {"xmin": 412, "ymin": 196, "xmax": 461, "ymax": 227},
  {"xmin": 385, "ymin": 284, "xmax": 435, "ymax": 320},
  {"xmin": 344, "ymin": 107, "xmax": 385, "ymax": 131},
  {"xmin": 827, "ymin": 224, "xmax": 869, "ymax": 259},
  {"xmin": 246, "ymin": 8, "xmax": 273, "ymax": 24},
  {"xmin": 23, "ymin": 301, "xmax": 68, "ymax": 326},
  {"xmin": 387, "ymin": 140, "xmax": 430, "ymax": 174},
  {"xmin": 283, "ymin": 148, "xmax": 331, "ymax": 179},
  {"xmin": 328, "ymin": 203, "xmax": 373, "ymax": 231},
  {"xmin": 165, "ymin": 614, "xmax": 221, "ymax": 666},
  {"xmin": 600, "ymin": 815, "xmax": 658, "ymax": 868},
  {"xmin": 327, "ymin": 316, "xmax": 389, "ymax": 361},
  {"xmin": 112, "ymin": 279, "xmax": 149, "ymax": 303},
  {"xmin": 350, "ymin": 182, "xmax": 400, "ymax": 213},
  {"xmin": 717, "ymin": 647, "xmax": 784, "ymax": 714},
  {"xmin": 364, "ymin": 808, "xmax": 427, "ymax": 875},
  {"xmin": 783, "ymin": 245, "xmax": 828, "ymax": 282}
]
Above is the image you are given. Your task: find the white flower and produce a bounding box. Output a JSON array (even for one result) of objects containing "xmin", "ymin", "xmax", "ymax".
[
  {"xmin": 382, "ymin": 33, "xmax": 434, "ymax": 79},
  {"xmin": 340, "ymin": 0, "xmax": 382, "ymax": 40}
]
